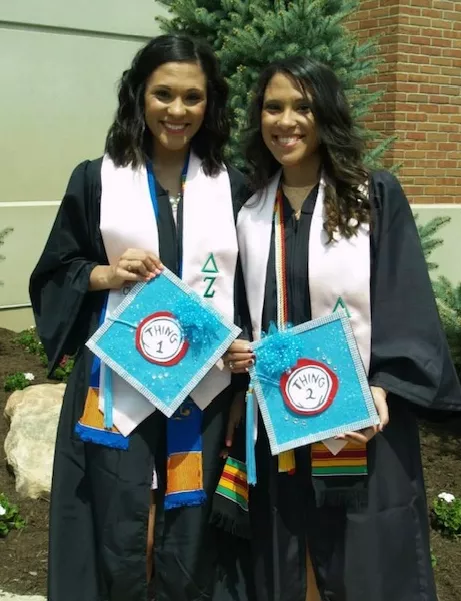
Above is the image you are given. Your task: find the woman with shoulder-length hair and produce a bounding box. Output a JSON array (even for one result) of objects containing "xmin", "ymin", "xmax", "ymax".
[
  {"xmin": 223, "ymin": 56, "xmax": 461, "ymax": 601},
  {"xmin": 30, "ymin": 34, "xmax": 254, "ymax": 601}
]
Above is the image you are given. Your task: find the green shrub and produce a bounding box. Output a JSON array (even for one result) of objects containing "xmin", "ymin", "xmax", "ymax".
[
  {"xmin": 4, "ymin": 372, "xmax": 34, "ymax": 392},
  {"xmin": 0, "ymin": 493, "xmax": 26, "ymax": 537},
  {"xmin": 432, "ymin": 493, "xmax": 461, "ymax": 539}
]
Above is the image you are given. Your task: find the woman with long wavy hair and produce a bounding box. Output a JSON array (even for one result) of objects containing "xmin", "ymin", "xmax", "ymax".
[
  {"xmin": 222, "ymin": 56, "xmax": 460, "ymax": 601},
  {"xmin": 30, "ymin": 34, "xmax": 254, "ymax": 601}
]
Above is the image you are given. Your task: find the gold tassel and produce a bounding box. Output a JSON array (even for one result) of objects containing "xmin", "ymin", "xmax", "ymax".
[{"xmin": 278, "ymin": 450, "xmax": 296, "ymax": 474}]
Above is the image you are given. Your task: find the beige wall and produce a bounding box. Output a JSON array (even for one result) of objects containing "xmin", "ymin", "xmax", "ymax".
[
  {"xmin": 0, "ymin": 0, "xmax": 167, "ymax": 329},
  {"xmin": 1, "ymin": 28, "xmax": 141, "ymax": 202},
  {"xmin": 1, "ymin": 0, "xmax": 168, "ymax": 38},
  {"xmin": 0, "ymin": 1, "xmax": 168, "ymax": 202},
  {"xmin": 0, "ymin": 202, "xmax": 59, "ymax": 308}
]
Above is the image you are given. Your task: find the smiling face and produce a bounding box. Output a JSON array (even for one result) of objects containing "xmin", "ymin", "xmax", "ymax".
[
  {"xmin": 261, "ymin": 72, "xmax": 320, "ymax": 170},
  {"xmin": 144, "ymin": 61, "xmax": 207, "ymax": 156}
]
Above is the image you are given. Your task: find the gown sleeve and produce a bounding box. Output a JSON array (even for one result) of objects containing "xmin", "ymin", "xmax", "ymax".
[
  {"xmin": 369, "ymin": 170, "xmax": 461, "ymax": 411},
  {"xmin": 29, "ymin": 159, "xmax": 106, "ymax": 374}
]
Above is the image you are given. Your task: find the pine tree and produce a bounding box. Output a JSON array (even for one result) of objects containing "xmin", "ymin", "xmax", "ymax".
[
  {"xmin": 157, "ymin": 0, "xmax": 392, "ymax": 169},
  {"xmin": 433, "ymin": 277, "xmax": 461, "ymax": 375},
  {"xmin": 0, "ymin": 227, "xmax": 13, "ymax": 286},
  {"xmin": 414, "ymin": 215, "xmax": 460, "ymax": 375},
  {"xmin": 414, "ymin": 214, "xmax": 451, "ymax": 273}
]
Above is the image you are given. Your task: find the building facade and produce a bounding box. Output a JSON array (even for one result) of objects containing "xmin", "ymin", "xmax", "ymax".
[
  {"xmin": 0, "ymin": 0, "xmax": 165, "ymax": 329},
  {"xmin": 348, "ymin": 0, "xmax": 461, "ymax": 204}
]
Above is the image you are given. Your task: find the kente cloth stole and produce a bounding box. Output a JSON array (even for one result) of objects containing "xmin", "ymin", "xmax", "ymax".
[
  {"xmin": 75, "ymin": 153, "xmax": 238, "ymax": 508},
  {"xmin": 165, "ymin": 398, "xmax": 206, "ymax": 509},
  {"xmin": 271, "ymin": 186, "xmax": 368, "ymax": 487},
  {"xmin": 75, "ymin": 348, "xmax": 128, "ymax": 450},
  {"xmin": 238, "ymin": 173, "xmax": 371, "ymax": 506},
  {"xmin": 211, "ymin": 420, "xmax": 250, "ymax": 538}
]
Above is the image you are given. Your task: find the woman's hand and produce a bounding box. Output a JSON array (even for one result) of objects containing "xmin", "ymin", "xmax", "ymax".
[
  {"xmin": 221, "ymin": 391, "xmax": 245, "ymax": 458},
  {"xmin": 223, "ymin": 339, "xmax": 254, "ymax": 373},
  {"xmin": 335, "ymin": 386, "xmax": 389, "ymax": 445},
  {"xmin": 89, "ymin": 249, "xmax": 163, "ymax": 291}
]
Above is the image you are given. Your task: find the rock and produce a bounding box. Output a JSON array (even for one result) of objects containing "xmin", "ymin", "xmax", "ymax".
[
  {"xmin": 4, "ymin": 384, "xmax": 65, "ymax": 499},
  {"xmin": 0, "ymin": 592, "xmax": 45, "ymax": 601},
  {"xmin": 3, "ymin": 389, "xmax": 33, "ymax": 421}
]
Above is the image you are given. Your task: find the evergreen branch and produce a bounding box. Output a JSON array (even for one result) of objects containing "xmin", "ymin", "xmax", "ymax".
[
  {"xmin": 434, "ymin": 277, "xmax": 461, "ymax": 374},
  {"xmin": 415, "ymin": 214, "xmax": 451, "ymax": 272}
]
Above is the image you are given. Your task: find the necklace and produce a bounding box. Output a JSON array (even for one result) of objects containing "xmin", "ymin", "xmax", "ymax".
[
  {"xmin": 148, "ymin": 157, "xmax": 189, "ymax": 214},
  {"xmin": 169, "ymin": 193, "xmax": 182, "ymax": 210},
  {"xmin": 282, "ymin": 182, "xmax": 317, "ymax": 215}
]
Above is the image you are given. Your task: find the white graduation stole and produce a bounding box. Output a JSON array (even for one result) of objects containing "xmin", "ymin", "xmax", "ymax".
[
  {"xmin": 98, "ymin": 152, "xmax": 238, "ymax": 435},
  {"xmin": 237, "ymin": 173, "xmax": 371, "ymax": 450}
]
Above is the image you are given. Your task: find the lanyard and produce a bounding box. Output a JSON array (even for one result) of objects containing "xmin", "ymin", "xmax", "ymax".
[
  {"xmin": 146, "ymin": 155, "xmax": 189, "ymax": 276},
  {"xmin": 146, "ymin": 161, "xmax": 160, "ymax": 220}
]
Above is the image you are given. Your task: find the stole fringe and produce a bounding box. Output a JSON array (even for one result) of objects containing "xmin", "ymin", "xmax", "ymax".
[
  {"xmin": 209, "ymin": 509, "xmax": 251, "ymax": 540},
  {"xmin": 74, "ymin": 422, "xmax": 129, "ymax": 450},
  {"xmin": 314, "ymin": 486, "xmax": 368, "ymax": 511},
  {"xmin": 75, "ymin": 385, "xmax": 129, "ymax": 450},
  {"xmin": 164, "ymin": 490, "xmax": 207, "ymax": 510}
]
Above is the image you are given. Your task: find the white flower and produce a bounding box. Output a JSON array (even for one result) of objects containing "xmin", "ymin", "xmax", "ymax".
[
  {"xmin": 438, "ymin": 492, "xmax": 455, "ymax": 503},
  {"xmin": 0, "ymin": 504, "xmax": 6, "ymax": 517},
  {"xmin": 28, "ymin": 325, "xmax": 36, "ymax": 330},
  {"xmin": 332, "ymin": 229, "xmax": 341, "ymax": 242},
  {"xmin": 23, "ymin": 372, "xmax": 35, "ymax": 381},
  {"xmin": 348, "ymin": 217, "xmax": 359, "ymax": 228}
]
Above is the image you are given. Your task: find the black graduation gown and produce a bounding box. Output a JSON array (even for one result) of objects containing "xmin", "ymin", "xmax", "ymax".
[
  {"xmin": 248, "ymin": 170, "xmax": 461, "ymax": 601},
  {"xmin": 29, "ymin": 158, "xmax": 253, "ymax": 601}
]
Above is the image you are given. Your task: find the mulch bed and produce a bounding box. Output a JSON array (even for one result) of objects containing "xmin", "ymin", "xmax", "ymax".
[
  {"xmin": 1, "ymin": 325, "xmax": 460, "ymax": 599},
  {"xmin": 0, "ymin": 327, "xmax": 51, "ymax": 596}
]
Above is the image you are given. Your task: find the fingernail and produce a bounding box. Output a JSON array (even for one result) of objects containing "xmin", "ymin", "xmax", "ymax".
[{"xmin": 250, "ymin": 359, "xmax": 254, "ymax": 365}]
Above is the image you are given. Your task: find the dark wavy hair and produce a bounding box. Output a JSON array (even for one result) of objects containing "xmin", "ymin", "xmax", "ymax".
[
  {"xmin": 105, "ymin": 35, "xmax": 229, "ymax": 176},
  {"xmin": 246, "ymin": 56, "xmax": 371, "ymax": 240}
]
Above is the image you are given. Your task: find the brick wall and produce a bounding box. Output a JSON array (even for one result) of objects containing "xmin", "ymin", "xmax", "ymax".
[{"xmin": 348, "ymin": 0, "xmax": 461, "ymax": 204}]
